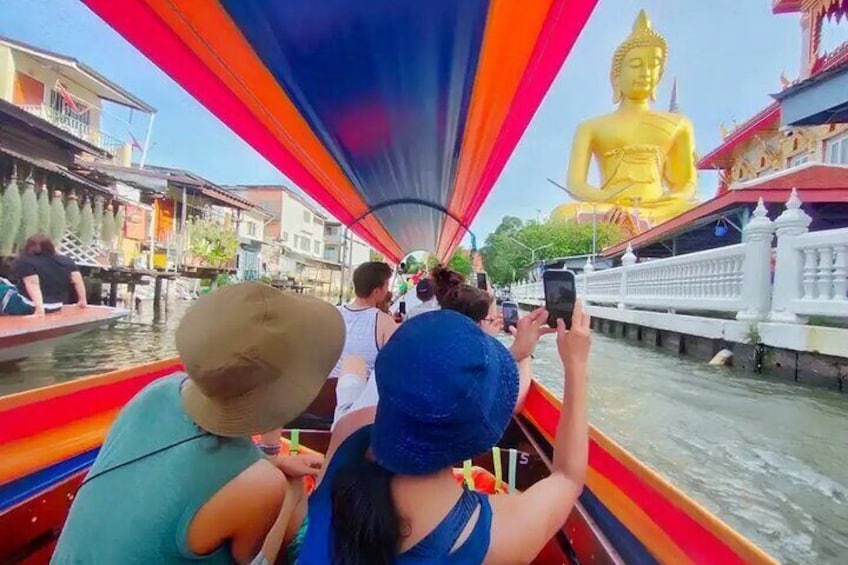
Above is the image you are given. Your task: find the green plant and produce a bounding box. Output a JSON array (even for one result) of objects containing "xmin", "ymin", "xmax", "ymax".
[
  {"xmin": 49, "ymin": 191, "xmax": 66, "ymax": 243},
  {"xmin": 114, "ymin": 205, "xmax": 125, "ymax": 245},
  {"xmin": 93, "ymin": 197, "xmax": 104, "ymax": 233},
  {"xmin": 18, "ymin": 180, "xmax": 38, "ymax": 246},
  {"xmin": 79, "ymin": 198, "xmax": 94, "ymax": 246},
  {"xmin": 188, "ymin": 217, "xmax": 239, "ymax": 267},
  {"xmin": 480, "ymin": 216, "xmax": 623, "ymax": 285},
  {"xmin": 0, "ymin": 179, "xmax": 22, "ymax": 255},
  {"xmin": 447, "ymin": 249, "xmax": 472, "ymax": 277},
  {"xmin": 65, "ymin": 194, "xmax": 81, "ymax": 234},
  {"xmin": 744, "ymin": 323, "xmax": 762, "ymax": 345},
  {"xmin": 37, "ymin": 185, "xmax": 51, "ymax": 234},
  {"xmin": 215, "ymin": 273, "xmax": 234, "ymax": 287},
  {"xmin": 101, "ymin": 204, "xmax": 116, "ymax": 248}
]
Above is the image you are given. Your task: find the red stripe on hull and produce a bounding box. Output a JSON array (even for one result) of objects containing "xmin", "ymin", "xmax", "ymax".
[{"xmin": 0, "ymin": 365, "xmax": 180, "ymax": 444}]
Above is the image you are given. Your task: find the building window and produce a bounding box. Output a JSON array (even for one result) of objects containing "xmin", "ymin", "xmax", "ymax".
[
  {"xmin": 281, "ymin": 231, "xmax": 289, "ymax": 242},
  {"xmin": 303, "ymin": 210, "xmax": 311, "ymax": 223},
  {"xmin": 826, "ymin": 134, "xmax": 848, "ymax": 165},
  {"xmin": 313, "ymin": 240, "xmax": 321, "ymax": 254},
  {"xmin": 324, "ymin": 248, "xmax": 334, "ymax": 261},
  {"xmin": 300, "ymin": 236, "xmax": 311, "ymax": 252},
  {"xmin": 246, "ymin": 222, "xmax": 257, "ymax": 236},
  {"xmin": 790, "ymin": 154, "xmax": 810, "ymax": 168},
  {"xmin": 293, "ymin": 234, "xmax": 300, "ymax": 248}
]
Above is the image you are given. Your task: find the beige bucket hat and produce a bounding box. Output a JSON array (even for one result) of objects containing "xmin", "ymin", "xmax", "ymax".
[{"xmin": 176, "ymin": 282, "xmax": 344, "ymax": 437}]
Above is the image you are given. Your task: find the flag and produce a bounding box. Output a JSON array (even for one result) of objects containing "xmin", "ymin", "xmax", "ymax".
[
  {"xmin": 55, "ymin": 80, "xmax": 81, "ymax": 113},
  {"xmin": 127, "ymin": 130, "xmax": 143, "ymax": 151}
]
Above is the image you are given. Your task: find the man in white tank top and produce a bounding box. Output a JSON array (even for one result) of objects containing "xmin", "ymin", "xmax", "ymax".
[
  {"xmin": 329, "ymin": 261, "xmax": 398, "ymax": 378},
  {"xmin": 258, "ymin": 262, "xmax": 398, "ymax": 454}
]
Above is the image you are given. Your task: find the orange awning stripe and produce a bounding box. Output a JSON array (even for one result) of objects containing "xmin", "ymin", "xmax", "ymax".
[{"xmin": 437, "ymin": 0, "xmax": 554, "ymax": 260}]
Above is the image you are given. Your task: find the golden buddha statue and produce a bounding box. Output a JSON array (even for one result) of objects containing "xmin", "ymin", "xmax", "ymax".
[{"xmin": 552, "ymin": 10, "xmax": 698, "ymax": 227}]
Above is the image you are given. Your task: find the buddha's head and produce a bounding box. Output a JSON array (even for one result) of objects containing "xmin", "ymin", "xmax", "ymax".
[{"xmin": 610, "ymin": 10, "xmax": 667, "ymax": 104}]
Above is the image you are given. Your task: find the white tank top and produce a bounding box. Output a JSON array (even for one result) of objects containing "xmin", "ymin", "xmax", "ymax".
[{"xmin": 328, "ymin": 305, "xmax": 380, "ymax": 379}]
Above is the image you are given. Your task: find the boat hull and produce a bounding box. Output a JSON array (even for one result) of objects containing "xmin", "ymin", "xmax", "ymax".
[
  {"xmin": 0, "ymin": 306, "xmax": 129, "ymax": 363},
  {"xmin": 0, "ymin": 359, "xmax": 777, "ymax": 564}
]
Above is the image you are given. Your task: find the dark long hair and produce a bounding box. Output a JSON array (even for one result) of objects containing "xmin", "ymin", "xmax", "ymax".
[
  {"xmin": 430, "ymin": 265, "xmax": 465, "ymax": 304},
  {"xmin": 331, "ymin": 459, "xmax": 403, "ymax": 564}
]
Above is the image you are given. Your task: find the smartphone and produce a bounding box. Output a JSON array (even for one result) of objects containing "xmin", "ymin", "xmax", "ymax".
[
  {"xmin": 398, "ymin": 300, "xmax": 406, "ymax": 316},
  {"xmin": 476, "ymin": 272, "xmax": 488, "ymax": 290},
  {"xmin": 543, "ymin": 269, "xmax": 576, "ymax": 329},
  {"xmin": 502, "ymin": 301, "xmax": 519, "ymax": 334}
]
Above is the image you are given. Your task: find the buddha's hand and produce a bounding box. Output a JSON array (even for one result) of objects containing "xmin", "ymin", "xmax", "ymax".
[{"xmin": 271, "ymin": 453, "xmax": 324, "ymax": 477}]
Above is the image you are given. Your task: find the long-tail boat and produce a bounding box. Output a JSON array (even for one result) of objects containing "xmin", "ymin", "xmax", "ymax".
[
  {"xmin": 0, "ymin": 306, "xmax": 128, "ymax": 364},
  {"xmin": 1, "ymin": 1, "xmax": 778, "ymax": 563}
]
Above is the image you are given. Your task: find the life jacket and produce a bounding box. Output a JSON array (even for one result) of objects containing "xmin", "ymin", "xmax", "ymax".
[{"xmin": 0, "ymin": 277, "xmax": 35, "ymax": 316}]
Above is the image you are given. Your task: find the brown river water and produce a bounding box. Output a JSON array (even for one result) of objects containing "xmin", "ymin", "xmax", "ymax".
[{"xmin": 1, "ymin": 301, "xmax": 846, "ymax": 564}]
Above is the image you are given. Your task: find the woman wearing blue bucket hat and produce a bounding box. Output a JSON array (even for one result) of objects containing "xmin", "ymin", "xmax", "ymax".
[{"xmin": 289, "ymin": 301, "xmax": 591, "ymax": 564}]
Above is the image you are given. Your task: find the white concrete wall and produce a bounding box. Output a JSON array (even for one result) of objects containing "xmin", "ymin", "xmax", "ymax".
[{"xmin": 510, "ymin": 191, "xmax": 848, "ymax": 358}]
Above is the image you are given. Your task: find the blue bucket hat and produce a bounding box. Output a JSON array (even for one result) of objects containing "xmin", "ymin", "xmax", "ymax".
[{"xmin": 372, "ymin": 310, "xmax": 518, "ymax": 475}]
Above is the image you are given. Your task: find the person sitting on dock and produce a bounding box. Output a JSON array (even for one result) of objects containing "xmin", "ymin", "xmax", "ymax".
[
  {"xmin": 52, "ymin": 282, "xmax": 344, "ymax": 565},
  {"xmin": 259, "ymin": 261, "xmax": 397, "ymax": 456},
  {"xmin": 292, "ymin": 304, "xmax": 591, "ymax": 564},
  {"xmin": 13, "ymin": 234, "xmax": 87, "ymax": 316}
]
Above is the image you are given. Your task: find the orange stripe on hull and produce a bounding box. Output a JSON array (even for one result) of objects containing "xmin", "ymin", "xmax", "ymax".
[
  {"xmin": 0, "ymin": 358, "xmax": 182, "ymax": 412},
  {"xmin": 586, "ymin": 468, "xmax": 694, "ymax": 565},
  {"xmin": 522, "ymin": 382, "xmax": 777, "ymax": 564},
  {"xmin": 0, "ymin": 409, "xmax": 118, "ymax": 486}
]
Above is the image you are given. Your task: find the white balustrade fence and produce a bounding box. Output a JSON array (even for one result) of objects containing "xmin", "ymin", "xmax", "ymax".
[{"xmin": 508, "ymin": 190, "xmax": 848, "ymax": 324}]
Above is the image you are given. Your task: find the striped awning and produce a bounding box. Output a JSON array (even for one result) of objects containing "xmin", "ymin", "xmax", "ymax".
[{"xmin": 82, "ymin": 0, "xmax": 597, "ymax": 262}]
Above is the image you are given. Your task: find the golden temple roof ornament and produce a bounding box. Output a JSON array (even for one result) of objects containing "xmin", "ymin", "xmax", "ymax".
[
  {"xmin": 611, "ymin": 10, "xmax": 668, "ymax": 103},
  {"xmin": 803, "ymin": 0, "xmax": 845, "ymax": 19}
]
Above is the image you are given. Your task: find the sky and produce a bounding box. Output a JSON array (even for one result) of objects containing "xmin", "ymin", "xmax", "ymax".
[{"xmin": 2, "ymin": 0, "xmax": 847, "ymax": 247}]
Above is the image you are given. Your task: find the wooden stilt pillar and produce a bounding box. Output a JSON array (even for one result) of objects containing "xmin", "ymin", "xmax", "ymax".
[
  {"xmin": 153, "ymin": 276, "xmax": 164, "ymax": 308},
  {"xmin": 109, "ymin": 281, "xmax": 118, "ymax": 307}
]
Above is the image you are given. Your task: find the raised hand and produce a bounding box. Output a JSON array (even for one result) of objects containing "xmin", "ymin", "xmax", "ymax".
[
  {"xmin": 556, "ymin": 300, "xmax": 591, "ymax": 373},
  {"xmin": 509, "ymin": 307, "xmax": 556, "ymax": 362},
  {"xmin": 271, "ymin": 453, "xmax": 323, "ymax": 478}
]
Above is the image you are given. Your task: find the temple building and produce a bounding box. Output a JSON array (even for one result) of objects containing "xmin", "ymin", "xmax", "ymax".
[{"xmin": 602, "ymin": 0, "xmax": 848, "ymax": 261}]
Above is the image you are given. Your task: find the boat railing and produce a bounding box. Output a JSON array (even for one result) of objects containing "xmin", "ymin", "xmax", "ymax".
[{"xmin": 511, "ymin": 190, "xmax": 848, "ymax": 324}]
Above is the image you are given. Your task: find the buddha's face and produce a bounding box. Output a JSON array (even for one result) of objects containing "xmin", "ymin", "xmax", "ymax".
[{"xmin": 618, "ymin": 46, "xmax": 663, "ymax": 101}]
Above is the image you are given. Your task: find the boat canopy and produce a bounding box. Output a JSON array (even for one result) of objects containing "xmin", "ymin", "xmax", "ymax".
[{"xmin": 82, "ymin": 0, "xmax": 597, "ymax": 262}]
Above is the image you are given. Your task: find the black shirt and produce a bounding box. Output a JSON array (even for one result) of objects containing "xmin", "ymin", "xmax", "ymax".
[{"xmin": 14, "ymin": 254, "xmax": 79, "ymax": 304}]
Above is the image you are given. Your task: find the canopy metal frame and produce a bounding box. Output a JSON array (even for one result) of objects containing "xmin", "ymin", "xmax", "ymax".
[{"xmin": 337, "ymin": 198, "xmax": 477, "ymax": 304}]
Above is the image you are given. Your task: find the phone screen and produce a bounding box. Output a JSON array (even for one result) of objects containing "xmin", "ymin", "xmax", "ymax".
[
  {"xmin": 543, "ymin": 270, "xmax": 576, "ymax": 329},
  {"xmin": 502, "ymin": 301, "xmax": 519, "ymax": 333},
  {"xmin": 476, "ymin": 272, "xmax": 488, "ymax": 290},
  {"xmin": 398, "ymin": 301, "xmax": 406, "ymax": 315}
]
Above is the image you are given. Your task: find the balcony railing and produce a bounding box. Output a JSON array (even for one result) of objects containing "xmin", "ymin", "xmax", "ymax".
[{"xmin": 18, "ymin": 104, "xmax": 126, "ymax": 155}]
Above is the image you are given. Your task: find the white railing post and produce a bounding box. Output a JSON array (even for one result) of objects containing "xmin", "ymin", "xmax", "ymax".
[
  {"xmin": 770, "ymin": 189, "xmax": 812, "ymax": 323},
  {"xmin": 736, "ymin": 198, "xmax": 775, "ymax": 321},
  {"xmin": 582, "ymin": 258, "xmax": 594, "ymax": 296},
  {"xmin": 618, "ymin": 244, "xmax": 637, "ymax": 309}
]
